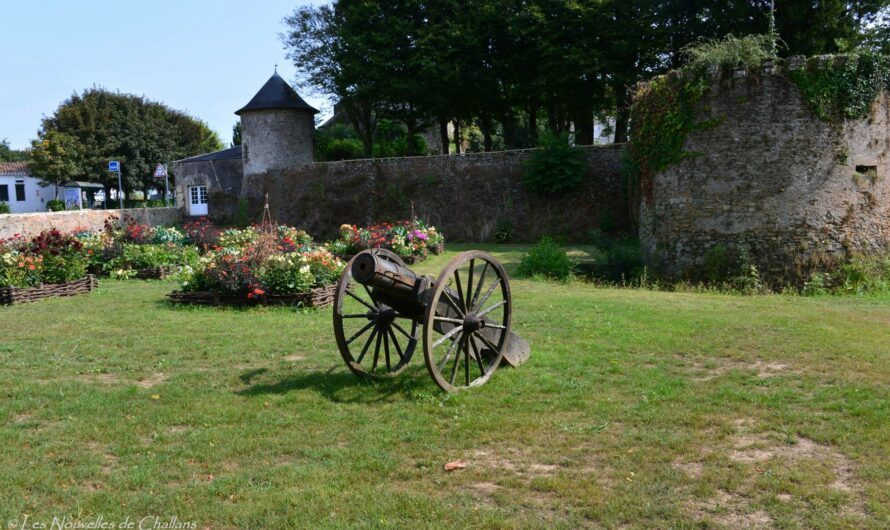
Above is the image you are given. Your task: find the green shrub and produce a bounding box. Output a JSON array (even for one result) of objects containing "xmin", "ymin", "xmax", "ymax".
[
  {"xmin": 517, "ymin": 237, "xmax": 574, "ymax": 281},
  {"xmin": 0, "ymin": 202, "xmax": 9, "ymax": 214},
  {"xmin": 494, "ymin": 218, "xmax": 513, "ymax": 243},
  {"xmin": 46, "ymin": 200, "xmax": 65, "ymax": 212},
  {"xmin": 702, "ymin": 245, "xmax": 732, "ymax": 283},
  {"xmin": 680, "ymin": 33, "xmax": 779, "ymax": 71},
  {"xmin": 320, "ymin": 138, "xmax": 365, "ymax": 161},
  {"xmin": 521, "ymin": 132, "xmax": 588, "ymax": 194}
]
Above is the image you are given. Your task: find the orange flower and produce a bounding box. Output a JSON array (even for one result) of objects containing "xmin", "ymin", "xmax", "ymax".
[{"xmin": 28, "ymin": 264, "xmax": 35, "ymax": 270}]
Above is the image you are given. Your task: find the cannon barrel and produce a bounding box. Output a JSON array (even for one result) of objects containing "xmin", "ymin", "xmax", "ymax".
[{"xmin": 351, "ymin": 252, "xmax": 420, "ymax": 296}]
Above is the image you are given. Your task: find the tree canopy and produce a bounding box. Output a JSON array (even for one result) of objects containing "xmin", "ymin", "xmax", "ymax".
[
  {"xmin": 0, "ymin": 138, "xmax": 29, "ymax": 162},
  {"xmin": 283, "ymin": 0, "xmax": 889, "ymax": 149},
  {"xmin": 32, "ymin": 88, "xmax": 223, "ymax": 196}
]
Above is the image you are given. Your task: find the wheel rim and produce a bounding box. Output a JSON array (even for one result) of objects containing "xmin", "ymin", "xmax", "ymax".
[
  {"xmin": 333, "ymin": 249, "xmax": 418, "ymax": 378},
  {"xmin": 423, "ymin": 251, "xmax": 511, "ymax": 392}
]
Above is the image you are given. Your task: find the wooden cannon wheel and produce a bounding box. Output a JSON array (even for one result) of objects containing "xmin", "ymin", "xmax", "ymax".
[
  {"xmin": 333, "ymin": 249, "xmax": 419, "ymax": 378},
  {"xmin": 423, "ymin": 251, "xmax": 512, "ymax": 392}
]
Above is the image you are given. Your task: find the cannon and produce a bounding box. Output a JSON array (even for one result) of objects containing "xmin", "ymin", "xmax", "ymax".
[{"xmin": 332, "ymin": 249, "xmax": 530, "ymax": 392}]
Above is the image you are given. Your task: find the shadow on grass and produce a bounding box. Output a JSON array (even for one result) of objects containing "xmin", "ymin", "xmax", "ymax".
[{"xmin": 236, "ymin": 365, "xmax": 434, "ymax": 404}]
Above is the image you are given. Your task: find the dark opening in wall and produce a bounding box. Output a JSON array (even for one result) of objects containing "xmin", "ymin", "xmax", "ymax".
[{"xmin": 855, "ymin": 165, "xmax": 877, "ymax": 174}]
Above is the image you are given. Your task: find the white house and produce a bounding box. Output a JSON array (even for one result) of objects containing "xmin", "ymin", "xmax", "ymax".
[{"xmin": 0, "ymin": 162, "xmax": 55, "ymax": 213}]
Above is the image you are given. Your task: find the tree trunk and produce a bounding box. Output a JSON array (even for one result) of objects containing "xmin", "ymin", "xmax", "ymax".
[
  {"xmin": 452, "ymin": 119, "xmax": 462, "ymax": 154},
  {"xmin": 501, "ymin": 111, "xmax": 517, "ymax": 149},
  {"xmin": 439, "ymin": 118, "xmax": 450, "ymax": 155},
  {"xmin": 547, "ymin": 105, "xmax": 558, "ymax": 134},
  {"xmin": 405, "ymin": 119, "xmax": 417, "ymax": 156},
  {"xmin": 480, "ymin": 115, "xmax": 493, "ymax": 152},
  {"xmin": 528, "ymin": 105, "xmax": 539, "ymax": 142},
  {"xmin": 613, "ymin": 82, "xmax": 630, "ymax": 143},
  {"xmin": 573, "ymin": 107, "xmax": 594, "ymax": 146}
]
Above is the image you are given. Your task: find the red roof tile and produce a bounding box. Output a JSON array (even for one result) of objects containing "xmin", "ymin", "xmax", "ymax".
[{"xmin": 0, "ymin": 161, "xmax": 29, "ymax": 176}]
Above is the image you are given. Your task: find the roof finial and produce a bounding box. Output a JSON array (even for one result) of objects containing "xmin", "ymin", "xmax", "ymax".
[{"xmin": 274, "ymin": 63, "xmax": 278, "ymax": 74}]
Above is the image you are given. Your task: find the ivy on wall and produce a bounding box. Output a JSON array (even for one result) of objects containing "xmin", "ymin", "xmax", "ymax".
[
  {"xmin": 789, "ymin": 53, "xmax": 890, "ymax": 121},
  {"xmin": 626, "ymin": 68, "xmax": 711, "ymax": 205}
]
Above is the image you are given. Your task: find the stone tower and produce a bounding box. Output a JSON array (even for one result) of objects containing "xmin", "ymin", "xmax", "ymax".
[{"xmin": 236, "ymin": 70, "xmax": 319, "ymax": 177}]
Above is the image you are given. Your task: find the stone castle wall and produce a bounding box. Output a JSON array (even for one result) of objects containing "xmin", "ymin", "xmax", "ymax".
[
  {"xmin": 0, "ymin": 207, "xmax": 182, "ymax": 240},
  {"xmin": 639, "ymin": 69, "xmax": 889, "ymax": 284},
  {"xmin": 236, "ymin": 145, "xmax": 627, "ymax": 242}
]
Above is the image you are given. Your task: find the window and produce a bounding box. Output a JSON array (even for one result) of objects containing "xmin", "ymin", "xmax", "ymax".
[
  {"xmin": 0, "ymin": 185, "xmax": 8, "ymax": 202},
  {"xmin": 15, "ymin": 180, "xmax": 25, "ymax": 202},
  {"xmin": 190, "ymin": 186, "xmax": 207, "ymax": 204}
]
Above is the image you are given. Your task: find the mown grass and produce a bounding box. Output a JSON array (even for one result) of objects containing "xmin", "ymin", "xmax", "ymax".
[{"xmin": 1, "ymin": 244, "xmax": 888, "ymax": 529}]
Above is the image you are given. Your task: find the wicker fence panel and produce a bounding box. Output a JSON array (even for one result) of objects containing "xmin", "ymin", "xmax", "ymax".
[
  {"xmin": 167, "ymin": 284, "xmax": 336, "ymax": 309},
  {"xmin": 0, "ymin": 275, "xmax": 98, "ymax": 305}
]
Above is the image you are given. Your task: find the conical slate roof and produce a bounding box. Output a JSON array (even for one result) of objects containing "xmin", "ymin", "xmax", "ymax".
[{"xmin": 235, "ymin": 72, "xmax": 318, "ymax": 115}]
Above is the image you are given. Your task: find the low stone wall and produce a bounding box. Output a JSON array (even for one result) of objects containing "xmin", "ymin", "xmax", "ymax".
[
  {"xmin": 237, "ymin": 145, "xmax": 627, "ymax": 242},
  {"xmin": 0, "ymin": 208, "xmax": 182, "ymax": 239}
]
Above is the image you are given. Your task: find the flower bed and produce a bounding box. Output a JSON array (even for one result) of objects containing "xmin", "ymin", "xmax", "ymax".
[
  {"xmin": 327, "ymin": 220, "xmax": 444, "ymax": 262},
  {"xmin": 78, "ymin": 218, "xmax": 199, "ymax": 280},
  {"xmin": 168, "ymin": 229, "xmax": 343, "ymax": 308}
]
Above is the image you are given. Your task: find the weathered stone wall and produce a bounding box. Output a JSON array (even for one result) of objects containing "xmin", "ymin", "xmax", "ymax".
[
  {"xmin": 238, "ymin": 145, "xmax": 627, "ymax": 242},
  {"xmin": 241, "ymin": 109, "xmax": 316, "ymax": 177},
  {"xmin": 173, "ymin": 157, "xmax": 243, "ymax": 218},
  {"xmin": 0, "ymin": 207, "xmax": 182, "ymax": 239},
  {"xmin": 640, "ymin": 71, "xmax": 890, "ymax": 284}
]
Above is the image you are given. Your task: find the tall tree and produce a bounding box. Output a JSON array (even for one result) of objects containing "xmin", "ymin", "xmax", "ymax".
[
  {"xmin": 28, "ymin": 131, "xmax": 82, "ymax": 199},
  {"xmin": 0, "ymin": 138, "xmax": 29, "ymax": 162},
  {"xmin": 231, "ymin": 122, "xmax": 242, "ymax": 147},
  {"xmin": 37, "ymin": 88, "xmax": 222, "ymax": 199}
]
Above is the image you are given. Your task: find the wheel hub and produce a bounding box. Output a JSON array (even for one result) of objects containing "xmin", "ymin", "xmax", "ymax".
[
  {"xmin": 376, "ymin": 306, "xmax": 396, "ymax": 326},
  {"xmin": 463, "ymin": 313, "xmax": 485, "ymax": 332}
]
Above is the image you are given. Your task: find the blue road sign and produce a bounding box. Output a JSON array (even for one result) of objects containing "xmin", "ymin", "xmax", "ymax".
[{"xmin": 108, "ymin": 160, "xmax": 120, "ymax": 172}]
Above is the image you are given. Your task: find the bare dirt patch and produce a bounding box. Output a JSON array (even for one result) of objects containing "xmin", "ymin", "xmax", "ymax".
[
  {"xmin": 686, "ymin": 418, "xmax": 865, "ymax": 525},
  {"xmin": 674, "ymin": 460, "xmax": 704, "ymax": 479},
  {"xmin": 471, "ymin": 449, "xmax": 561, "ymax": 478},
  {"xmin": 85, "ymin": 441, "xmax": 119, "ymax": 475},
  {"xmin": 137, "ymin": 372, "xmax": 166, "ymax": 388},
  {"xmin": 682, "ymin": 356, "xmax": 794, "ymax": 382},
  {"xmin": 283, "ymin": 354, "xmax": 306, "ymax": 362}
]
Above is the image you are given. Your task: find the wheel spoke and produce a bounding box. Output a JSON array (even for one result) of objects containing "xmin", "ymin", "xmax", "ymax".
[
  {"xmin": 466, "ymin": 259, "xmax": 475, "ymax": 310},
  {"xmin": 470, "ymin": 262, "xmax": 489, "ymax": 309},
  {"xmin": 470, "ymin": 337, "xmax": 486, "ymax": 376},
  {"xmin": 387, "ymin": 327, "xmax": 405, "ymax": 361},
  {"xmin": 483, "ymin": 322, "xmax": 506, "ymax": 330},
  {"xmin": 453, "ymin": 270, "xmax": 465, "ymax": 313},
  {"xmin": 474, "ymin": 277, "xmax": 501, "ymax": 312},
  {"xmin": 371, "ymin": 328, "xmax": 383, "ymax": 370},
  {"xmin": 383, "ymin": 327, "xmax": 391, "ymax": 370},
  {"xmin": 477, "ymin": 299, "xmax": 507, "ymax": 318},
  {"xmin": 464, "ymin": 337, "xmax": 470, "ymax": 386},
  {"xmin": 441, "ymin": 289, "xmax": 465, "ymax": 318},
  {"xmin": 341, "ymin": 313, "xmax": 372, "ymax": 319},
  {"xmin": 434, "ymin": 316, "xmax": 463, "ymax": 325},
  {"xmin": 363, "ymin": 284, "xmax": 378, "ymax": 307},
  {"xmin": 346, "ymin": 289, "xmax": 376, "ymax": 311},
  {"xmin": 437, "ymin": 331, "xmax": 463, "ymax": 371},
  {"xmin": 392, "ymin": 320, "xmax": 415, "ymax": 341},
  {"xmin": 346, "ymin": 320, "xmax": 375, "ymax": 345},
  {"xmin": 449, "ymin": 334, "xmax": 465, "ymax": 385},
  {"xmin": 474, "ymin": 330, "xmax": 501, "ymax": 360},
  {"xmin": 355, "ymin": 327, "xmax": 377, "ymax": 364},
  {"xmin": 433, "ymin": 324, "xmax": 464, "ymax": 348}
]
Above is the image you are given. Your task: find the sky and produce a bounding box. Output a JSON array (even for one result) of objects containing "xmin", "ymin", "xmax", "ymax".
[{"xmin": 0, "ymin": 0, "xmax": 331, "ymax": 150}]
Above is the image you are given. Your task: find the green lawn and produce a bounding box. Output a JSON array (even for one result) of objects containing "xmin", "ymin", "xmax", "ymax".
[{"xmin": 1, "ymin": 244, "xmax": 888, "ymax": 529}]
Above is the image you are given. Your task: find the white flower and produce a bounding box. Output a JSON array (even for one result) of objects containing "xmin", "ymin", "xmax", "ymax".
[{"xmin": 299, "ymin": 265, "xmax": 311, "ymax": 274}]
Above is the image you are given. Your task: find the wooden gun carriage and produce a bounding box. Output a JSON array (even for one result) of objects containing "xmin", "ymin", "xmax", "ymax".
[{"xmin": 332, "ymin": 249, "xmax": 530, "ymax": 392}]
